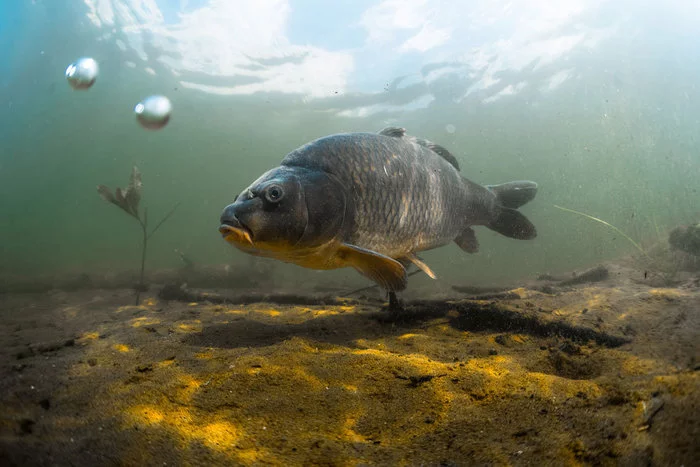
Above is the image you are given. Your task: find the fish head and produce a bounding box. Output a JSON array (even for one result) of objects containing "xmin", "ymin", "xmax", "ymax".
[{"xmin": 219, "ymin": 166, "xmax": 346, "ymax": 255}]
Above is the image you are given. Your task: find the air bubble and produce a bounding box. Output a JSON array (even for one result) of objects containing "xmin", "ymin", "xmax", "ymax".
[
  {"xmin": 134, "ymin": 95, "xmax": 172, "ymax": 130},
  {"xmin": 65, "ymin": 57, "xmax": 99, "ymax": 90}
]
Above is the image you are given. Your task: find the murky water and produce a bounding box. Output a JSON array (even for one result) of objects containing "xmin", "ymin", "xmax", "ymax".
[{"xmin": 1, "ymin": 0, "xmax": 697, "ymax": 286}]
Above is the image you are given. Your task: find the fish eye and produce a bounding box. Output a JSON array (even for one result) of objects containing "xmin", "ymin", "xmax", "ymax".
[{"xmin": 265, "ymin": 185, "xmax": 284, "ymax": 203}]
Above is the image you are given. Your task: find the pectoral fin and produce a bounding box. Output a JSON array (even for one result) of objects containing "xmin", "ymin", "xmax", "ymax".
[
  {"xmin": 337, "ymin": 244, "xmax": 407, "ymax": 291},
  {"xmin": 401, "ymin": 253, "xmax": 437, "ymax": 279}
]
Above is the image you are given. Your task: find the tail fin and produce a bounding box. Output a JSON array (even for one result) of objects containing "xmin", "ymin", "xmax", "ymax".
[
  {"xmin": 486, "ymin": 180, "xmax": 538, "ymax": 240},
  {"xmin": 486, "ymin": 181, "xmax": 538, "ymax": 209}
]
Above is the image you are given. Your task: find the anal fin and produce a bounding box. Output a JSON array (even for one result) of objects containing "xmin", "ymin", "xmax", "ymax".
[
  {"xmin": 402, "ymin": 253, "xmax": 437, "ymax": 279},
  {"xmin": 337, "ymin": 243, "xmax": 407, "ymax": 291},
  {"xmin": 455, "ymin": 227, "xmax": 479, "ymax": 253}
]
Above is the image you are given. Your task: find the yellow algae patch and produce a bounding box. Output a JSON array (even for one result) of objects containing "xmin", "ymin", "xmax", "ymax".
[
  {"xmin": 130, "ymin": 316, "xmax": 161, "ymax": 328},
  {"xmin": 78, "ymin": 331, "xmax": 100, "ymax": 342},
  {"xmin": 398, "ymin": 333, "xmax": 428, "ymax": 340},
  {"xmin": 446, "ymin": 309, "xmax": 460, "ymax": 318},
  {"xmin": 352, "ymin": 347, "xmax": 392, "ymax": 358},
  {"xmin": 524, "ymin": 372, "xmax": 557, "ymax": 399},
  {"xmin": 648, "ymin": 288, "xmax": 687, "ymax": 299},
  {"xmin": 143, "ymin": 298, "xmax": 158, "ymax": 306},
  {"xmin": 113, "ymin": 344, "xmax": 130, "ymax": 353},
  {"xmin": 468, "ymin": 355, "xmax": 515, "ymax": 378},
  {"xmin": 195, "ymin": 350, "xmax": 214, "ymax": 360},
  {"xmin": 338, "ymin": 415, "xmax": 366, "ymax": 443},
  {"xmin": 257, "ymin": 308, "xmax": 282, "ymax": 317},
  {"xmin": 188, "ymin": 302, "xmax": 198, "ymax": 306},
  {"xmin": 199, "ymin": 421, "xmax": 240, "ymax": 449},
  {"xmin": 521, "ymin": 372, "xmax": 602, "ymax": 400},
  {"xmin": 157, "ymin": 359, "xmax": 175, "ymax": 368},
  {"xmin": 453, "ymin": 355, "xmax": 605, "ymax": 401},
  {"xmin": 621, "ymin": 356, "xmax": 660, "ymax": 376},
  {"xmin": 585, "ymin": 293, "xmax": 610, "ymax": 309},
  {"xmin": 511, "ymin": 334, "xmax": 529, "ymax": 344},
  {"xmin": 176, "ymin": 375, "xmax": 202, "ymax": 400},
  {"xmin": 122, "ymin": 403, "xmax": 266, "ymax": 463},
  {"xmin": 392, "ymin": 352, "xmax": 451, "ymax": 373},
  {"xmin": 128, "ymin": 405, "xmax": 165, "ymax": 425},
  {"xmin": 115, "ymin": 305, "xmax": 148, "ymax": 313},
  {"xmin": 313, "ymin": 308, "xmax": 340, "ymax": 317},
  {"xmin": 244, "ymin": 363, "xmax": 326, "ymax": 391},
  {"xmin": 486, "ymin": 335, "xmax": 500, "ymax": 345},
  {"xmin": 652, "ymin": 373, "xmax": 699, "ymax": 396},
  {"xmin": 177, "ymin": 320, "xmax": 203, "ymax": 333}
]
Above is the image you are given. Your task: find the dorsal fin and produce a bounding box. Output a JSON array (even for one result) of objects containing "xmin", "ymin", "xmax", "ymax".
[
  {"xmin": 378, "ymin": 127, "xmax": 460, "ymax": 171},
  {"xmin": 378, "ymin": 127, "xmax": 406, "ymax": 138},
  {"xmin": 413, "ymin": 138, "xmax": 460, "ymax": 171}
]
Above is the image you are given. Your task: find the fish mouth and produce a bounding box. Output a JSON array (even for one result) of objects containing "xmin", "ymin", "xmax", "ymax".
[{"xmin": 219, "ymin": 220, "xmax": 253, "ymax": 245}]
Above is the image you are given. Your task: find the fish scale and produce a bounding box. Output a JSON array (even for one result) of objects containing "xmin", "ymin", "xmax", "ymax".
[{"xmin": 283, "ymin": 133, "xmax": 469, "ymax": 257}]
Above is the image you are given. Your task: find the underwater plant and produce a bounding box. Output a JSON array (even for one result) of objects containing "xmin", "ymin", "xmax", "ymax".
[
  {"xmin": 553, "ymin": 204, "xmax": 698, "ymax": 284},
  {"xmin": 97, "ymin": 166, "xmax": 180, "ymax": 305},
  {"xmin": 554, "ymin": 204, "xmax": 651, "ymax": 260}
]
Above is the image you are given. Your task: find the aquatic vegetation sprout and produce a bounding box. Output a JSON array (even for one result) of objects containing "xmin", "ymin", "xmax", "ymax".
[
  {"xmin": 553, "ymin": 204, "xmax": 651, "ymax": 260},
  {"xmin": 97, "ymin": 166, "xmax": 180, "ymax": 305}
]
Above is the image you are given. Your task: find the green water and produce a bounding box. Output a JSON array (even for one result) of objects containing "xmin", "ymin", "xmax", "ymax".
[{"xmin": 1, "ymin": 0, "xmax": 698, "ymax": 288}]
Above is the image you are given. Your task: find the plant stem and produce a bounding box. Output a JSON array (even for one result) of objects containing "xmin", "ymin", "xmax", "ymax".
[
  {"xmin": 148, "ymin": 202, "xmax": 181, "ymax": 240},
  {"xmin": 553, "ymin": 204, "xmax": 651, "ymax": 260},
  {"xmin": 135, "ymin": 209, "xmax": 149, "ymax": 306}
]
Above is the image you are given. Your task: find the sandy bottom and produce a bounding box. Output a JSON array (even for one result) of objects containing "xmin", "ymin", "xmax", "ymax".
[{"xmin": 0, "ymin": 262, "xmax": 698, "ymax": 466}]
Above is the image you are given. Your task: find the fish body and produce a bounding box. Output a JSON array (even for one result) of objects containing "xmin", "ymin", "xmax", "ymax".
[{"xmin": 219, "ymin": 127, "xmax": 538, "ymax": 291}]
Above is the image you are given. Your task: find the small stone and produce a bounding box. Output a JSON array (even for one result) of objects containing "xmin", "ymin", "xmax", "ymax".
[
  {"xmin": 495, "ymin": 335, "xmax": 508, "ymax": 346},
  {"xmin": 19, "ymin": 419, "xmax": 35, "ymax": 435}
]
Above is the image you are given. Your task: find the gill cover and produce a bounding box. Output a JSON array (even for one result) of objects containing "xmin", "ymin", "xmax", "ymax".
[{"xmin": 293, "ymin": 168, "xmax": 347, "ymax": 248}]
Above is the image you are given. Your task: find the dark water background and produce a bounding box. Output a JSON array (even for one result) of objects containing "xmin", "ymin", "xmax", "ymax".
[{"xmin": 1, "ymin": 0, "xmax": 698, "ymax": 287}]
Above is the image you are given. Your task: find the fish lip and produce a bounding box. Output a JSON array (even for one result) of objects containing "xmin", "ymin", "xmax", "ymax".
[{"xmin": 219, "ymin": 219, "xmax": 254, "ymax": 244}]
